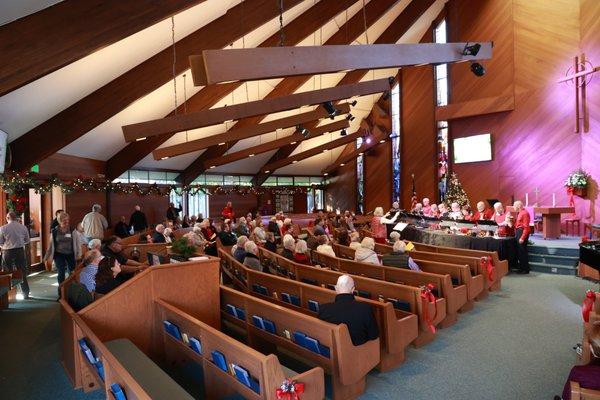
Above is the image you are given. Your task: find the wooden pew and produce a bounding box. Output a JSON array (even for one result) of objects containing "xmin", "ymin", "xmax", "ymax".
[
  {"xmin": 220, "ymin": 249, "xmax": 418, "ymax": 372},
  {"xmin": 0, "ymin": 273, "xmax": 11, "ymax": 309},
  {"xmin": 156, "ymin": 297, "xmax": 325, "ymax": 400},
  {"xmin": 256, "ymin": 247, "xmax": 445, "ymax": 347},
  {"xmin": 570, "ymin": 381, "xmax": 600, "ymax": 400},
  {"xmin": 221, "ymin": 285, "xmax": 380, "ymax": 400},
  {"xmin": 121, "ymin": 243, "xmax": 167, "ymax": 263},
  {"xmin": 375, "ymin": 241, "xmax": 507, "ymax": 291},
  {"xmin": 331, "ymin": 242, "xmax": 479, "ymax": 314}
]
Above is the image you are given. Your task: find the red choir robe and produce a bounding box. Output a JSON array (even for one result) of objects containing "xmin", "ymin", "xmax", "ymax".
[
  {"xmin": 472, "ymin": 208, "xmax": 494, "ymax": 221},
  {"xmin": 221, "ymin": 206, "xmax": 235, "ymax": 220}
]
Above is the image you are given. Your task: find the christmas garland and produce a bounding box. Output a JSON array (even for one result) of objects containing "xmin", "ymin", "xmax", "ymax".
[{"xmin": 0, "ymin": 172, "xmax": 317, "ymax": 197}]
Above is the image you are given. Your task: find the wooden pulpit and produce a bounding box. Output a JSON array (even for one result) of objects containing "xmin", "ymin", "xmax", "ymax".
[{"xmin": 533, "ymin": 207, "xmax": 575, "ymax": 239}]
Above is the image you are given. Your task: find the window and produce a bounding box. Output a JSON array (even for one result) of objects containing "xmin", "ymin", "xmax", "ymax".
[
  {"xmin": 169, "ymin": 189, "xmax": 183, "ymax": 212},
  {"xmin": 276, "ymin": 177, "xmax": 293, "ymax": 186},
  {"xmin": 188, "ymin": 192, "xmax": 209, "ymax": 219},
  {"xmin": 391, "ymin": 83, "xmax": 401, "ymax": 204},
  {"xmin": 434, "ymin": 19, "xmax": 449, "ymax": 202},
  {"xmin": 356, "ymin": 137, "xmax": 364, "ymax": 214}
]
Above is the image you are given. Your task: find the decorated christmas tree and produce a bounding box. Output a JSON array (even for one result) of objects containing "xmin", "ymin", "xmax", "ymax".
[{"xmin": 445, "ymin": 172, "xmax": 470, "ymax": 208}]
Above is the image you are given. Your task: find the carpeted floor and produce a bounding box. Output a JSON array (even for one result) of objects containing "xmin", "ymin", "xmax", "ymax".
[{"xmin": 0, "ymin": 272, "xmax": 596, "ymax": 400}]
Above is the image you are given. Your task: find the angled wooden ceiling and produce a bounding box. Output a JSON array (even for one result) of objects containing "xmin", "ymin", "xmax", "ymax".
[{"xmin": 0, "ymin": 0, "xmax": 448, "ymax": 181}]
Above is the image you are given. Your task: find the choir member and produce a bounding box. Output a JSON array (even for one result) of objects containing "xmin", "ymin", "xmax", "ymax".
[
  {"xmin": 513, "ymin": 201, "xmax": 531, "ymax": 274},
  {"xmin": 492, "ymin": 202, "xmax": 507, "ymax": 225},
  {"xmin": 472, "ymin": 201, "xmax": 494, "ymax": 221},
  {"xmin": 422, "ymin": 198, "xmax": 432, "ymax": 216},
  {"xmin": 411, "ymin": 203, "xmax": 423, "ymax": 215},
  {"xmin": 371, "ymin": 207, "xmax": 388, "ymax": 244},
  {"xmin": 438, "ymin": 203, "xmax": 449, "ymax": 217},
  {"xmin": 221, "ymin": 201, "xmax": 235, "ymax": 220},
  {"xmin": 448, "ymin": 202, "xmax": 463, "ymax": 220},
  {"xmin": 429, "ymin": 204, "xmax": 440, "ymax": 218}
]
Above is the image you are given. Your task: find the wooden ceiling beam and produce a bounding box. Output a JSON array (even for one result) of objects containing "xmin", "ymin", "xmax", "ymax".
[
  {"xmin": 9, "ymin": 0, "xmax": 305, "ymax": 172},
  {"xmin": 178, "ymin": 0, "xmax": 400, "ymax": 185},
  {"xmin": 204, "ymin": 119, "xmax": 350, "ymax": 168},
  {"xmin": 123, "ymin": 78, "xmax": 390, "ymax": 142},
  {"xmin": 0, "ymin": 0, "xmax": 203, "ymax": 97},
  {"xmin": 252, "ymin": 0, "xmax": 437, "ymax": 186},
  {"xmin": 151, "ymin": 103, "xmax": 351, "ymax": 160},
  {"xmin": 105, "ymin": 0, "xmax": 359, "ymax": 179}
]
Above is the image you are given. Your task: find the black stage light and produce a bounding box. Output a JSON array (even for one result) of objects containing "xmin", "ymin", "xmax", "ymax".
[
  {"xmin": 346, "ymin": 114, "xmax": 355, "ymax": 122},
  {"xmin": 382, "ymin": 91, "xmax": 390, "ymax": 100},
  {"xmin": 296, "ymin": 125, "xmax": 310, "ymax": 138},
  {"xmin": 462, "ymin": 43, "xmax": 481, "ymax": 56},
  {"xmin": 349, "ymin": 100, "xmax": 358, "ymax": 107},
  {"xmin": 340, "ymin": 129, "xmax": 347, "ymax": 136},
  {"xmin": 470, "ymin": 62, "xmax": 485, "ymax": 77},
  {"xmin": 322, "ymin": 101, "xmax": 340, "ymax": 119}
]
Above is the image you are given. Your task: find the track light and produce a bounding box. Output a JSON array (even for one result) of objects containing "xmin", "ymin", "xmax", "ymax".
[
  {"xmin": 264, "ymin": 170, "xmax": 270, "ymax": 173},
  {"xmin": 322, "ymin": 101, "xmax": 340, "ymax": 119},
  {"xmin": 382, "ymin": 91, "xmax": 390, "ymax": 101},
  {"xmin": 296, "ymin": 125, "xmax": 310, "ymax": 138},
  {"xmin": 379, "ymin": 139, "xmax": 386, "ymax": 143},
  {"xmin": 349, "ymin": 100, "xmax": 357, "ymax": 107},
  {"xmin": 346, "ymin": 114, "xmax": 355, "ymax": 122},
  {"xmin": 340, "ymin": 163, "xmax": 345, "ymax": 166},
  {"xmin": 462, "ymin": 43, "xmax": 481, "ymax": 56},
  {"xmin": 340, "ymin": 129, "xmax": 347, "ymax": 136},
  {"xmin": 136, "ymin": 137, "xmax": 147, "ymax": 142},
  {"xmin": 365, "ymin": 137, "xmax": 372, "ymax": 144},
  {"xmin": 470, "ymin": 62, "xmax": 485, "ymax": 77}
]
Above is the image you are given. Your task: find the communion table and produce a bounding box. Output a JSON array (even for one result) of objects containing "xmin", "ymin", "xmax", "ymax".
[{"xmin": 533, "ymin": 206, "xmax": 575, "ymax": 239}]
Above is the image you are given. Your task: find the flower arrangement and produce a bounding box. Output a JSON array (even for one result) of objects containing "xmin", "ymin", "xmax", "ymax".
[{"xmin": 564, "ymin": 169, "xmax": 590, "ymax": 188}]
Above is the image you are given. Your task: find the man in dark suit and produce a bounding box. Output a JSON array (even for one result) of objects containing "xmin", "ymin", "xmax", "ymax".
[{"xmin": 317, "ymin": 275, "xmax": 379, "ymax": 346}]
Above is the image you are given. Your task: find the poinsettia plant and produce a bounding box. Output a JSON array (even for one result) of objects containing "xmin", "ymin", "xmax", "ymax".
[
  {"xmin": 7, "ymin": 193, "xmax": 27, "ymax": 215},
  {"xmin": 564, "ymin": 169, "xmax": 590, "ymax": 189}
]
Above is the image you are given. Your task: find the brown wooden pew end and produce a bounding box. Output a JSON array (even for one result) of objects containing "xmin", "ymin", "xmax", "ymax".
[
  {"xmin": 459, "ymin": 300, "xmax": 475, "ymax": 313},
  {"xmin": 412, "ymin": 329, "xmax": 436, "ymax": 348},
  {"xmin": 439, "ymin": 313, "xmax": 458, "ymax": 329},
  {"xmin": 490, "ymin": 279, "xmax": 502, "ymax": 292},
  {"xmin": 475, "ymin": 288, "xmax": 490, "ymax": 302},
  {"xmin": 378, "ymin": 351, "xmax": 407, "ymax": 372}
]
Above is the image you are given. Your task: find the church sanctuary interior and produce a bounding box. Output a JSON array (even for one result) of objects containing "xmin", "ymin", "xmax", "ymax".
[{"xmin": 3, "ymin": 0, "xmax": 600, "ymax": 399}]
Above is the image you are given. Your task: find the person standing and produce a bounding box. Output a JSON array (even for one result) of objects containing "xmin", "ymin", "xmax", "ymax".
[
  {"xmin": 114, "ymin": 216, "xmax": 130, "ymax": 238},
  {"xmin": 166, "ymin": 202, "xmax": 182, "ymax": 222},
  {"xmin": 46, "ymin": 212, "xmax": 77, "ymax": 294},
  {"xmin": 50, "ymin": 209, "xmax": 63, "ymax": 232},
  {"xmin": 129, "ymin": 205, "xmax": 148, "ymax": 233},
  {"xmin": 221, "ymin": 201, "xmax": 235, "ymax": 220},
  {"xmin": 81, "ymin": 204, "xmax": 108, "ymax": 241},
  {"xmin": 513, "ymin": 200, "xmax": 531, "ymax": 274},
  {"xmin": 0, "ymin": 212, "xmax": 31, "ymax": 299}
]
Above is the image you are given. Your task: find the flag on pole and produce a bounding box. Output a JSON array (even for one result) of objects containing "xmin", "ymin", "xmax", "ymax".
[{"xmin": 410, "ymin": 173, "xmax": 417, "ymax": 211}]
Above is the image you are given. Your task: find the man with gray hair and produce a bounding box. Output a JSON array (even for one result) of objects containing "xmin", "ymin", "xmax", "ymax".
[
  {"xmin": 81, "ymin": 204, "xmax": 108, "ymax": 241},
  {"xmin": 317, "ymin": 274, "xmax": 379, "ymax": 346},
  {"xmin": 0, "ymin": 212, "xmax": 31, "ymax": 298},
  {"xmin": 513, "ymin": 200, "xmax": 531, "ymax": 274}
]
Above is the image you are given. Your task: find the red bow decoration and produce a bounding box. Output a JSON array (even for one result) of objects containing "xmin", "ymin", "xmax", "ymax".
[
  {"xmin": 420, "ymin": 284, "xmax": 437, "ymax": 334},
  {"xmin": 276, "ymin": 379, "xmax": 305, "ymax": 400},
  {"xmin": 566, "ymin": 187, "xmax": 577, "ymax": 217},
  {"xmin": 582, "ymin": 290, "xmax": 597, "ymax": 323},
  {"xmin": 480, "ymin": 256, "xmax": 495, "ymax": 283}
]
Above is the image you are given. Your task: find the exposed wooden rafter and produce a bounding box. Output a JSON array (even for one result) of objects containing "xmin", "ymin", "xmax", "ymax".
[
  {"xmin": 178, "ymin": 0, "xmax": 401, "ymax": 185},
  {"xmin": 203, "ymin": 119, "xmax": 350, "ymax": 168},
  {"xmin": 106, "ymin": 0, "xmax": 358, "ymax": 179},
  {"xmin": 151, "ymin": 104, "xmax": 351, "ymax": 160},
  {"xmin": 0, "ymin": 0, "xmax": 203, "ymax": 97},
  {"xmin": 9, "ymin": 0, "xmax": 305, "ymax": 172},
  {"xmin": 122, "ymin": 79, "xmax": 390, "ymax": 142},
  {"xmin": 252, "ymin": 0, "xmax": 436, "ymax": 186}
]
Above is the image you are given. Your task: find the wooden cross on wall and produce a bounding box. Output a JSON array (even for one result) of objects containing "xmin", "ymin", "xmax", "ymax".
[{"xmin": 558, "ymin": 53, "xmax": 600, "ymax": 133}]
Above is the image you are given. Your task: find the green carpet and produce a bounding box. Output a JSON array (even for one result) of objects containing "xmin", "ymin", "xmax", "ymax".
[{"xmin": 0, "ymin": 273, "xmax": 595, "ymax": 399}]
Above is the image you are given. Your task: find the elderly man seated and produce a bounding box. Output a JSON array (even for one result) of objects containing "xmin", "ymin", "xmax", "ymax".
[
  {"xmin": 411, "ymin": 203, "xmax": 423, "ymax": 214},
  {"xmin": 243, "ymin": 241, "xmax": 262, "ymax": 271},
  {"xmin": 101, "ymin": 236, "xmax": 146, "ymax": 274},
  {"xmin": 317, "ymin": 275, "xmax": 379, "ymax": 346},
  {"xmin": 150, "ymin": 224, "xmax": 166, "ymax": 243},
  {"xmin": 231, "ymin": 235, "xmax": 248, "ymax": 263},
  {"xmin": 381, "ymin": 241, "xmax": 420, "ymax": 271}
]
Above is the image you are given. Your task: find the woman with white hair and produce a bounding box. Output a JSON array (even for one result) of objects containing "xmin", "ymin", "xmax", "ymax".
[
  {"xmin": 163, "ymin": 227, "xmax": 173, "ymax": 243},
  {"xmin": 281, "ymin": 234, "xmax": 296, "ymax": 260},
  {"xmin": 354, "ymin": 237, "xmax": 380, "ymax": 265},
  {"xmin": 293, "ymin": 239, "xmax": 311, "ymax": 265},
  {"xmin": 235, "ymin": 217, "xmax": 250, "ymax": 237},
  {"xmin": 388, "ymin": 231, "xmax": 401, "ymax": 245},
  {"xmin": 232, "ymin": 235, "xmax": 248, "ymax": 263},
  {"xmin": 243, "ymin": 241, "xmax": 262, "ymax": 271},
  {"xmin": 281, "ymin": 218, "xmax": 294, "ymax": 237},
  {"xmin": 371, "ymin": 207, "xmax": 387, "ymax": 244},
  {"xmin": 184, "ymin": 226, "xmax": 205, "ymax": 247},
  {"xmin": 253, "ymin": 221, "xmax": 266, "ymax": 243},
  {"xmin": 316, "ymin": 235, "xmax": 336, "ymax": 258},
  {"xmin": 381, "ymin": 240, "xmax": 420, "ymax": 271},
  {"xmin": 349, "ymin": 231, "xmax": 361, "ymax": 250}
]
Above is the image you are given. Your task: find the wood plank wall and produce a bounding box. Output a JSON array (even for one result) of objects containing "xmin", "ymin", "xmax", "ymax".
[
  {"xmin": 364, "ymin": 141, "xmax": 393, "ymax": 213},
  {"xmin": 326, "ymin": 160, "xmax": 357, "ymax": 213},
  {"xmin": 447, "ymin": 0, "xmax": 584, "ymax": 217}
]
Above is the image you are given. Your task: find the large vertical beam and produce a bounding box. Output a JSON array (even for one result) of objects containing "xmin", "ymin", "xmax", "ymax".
[
  {"xmin": 178, "ymin": 0, "xmax": 402, "ymax": 185},
  {"xmin": 106, "ymin": 0, "xmax": 358, "ymax": 179},
  {"xmin": 253, "ymin": 0, "xmax": 436, "ymax": 185},
  {"xmin": 0, "ymin": 0, "xmax": 203, "ymax": 97},
  {"xmin": 9, "ymin": 0, "xmax": 304, "ymax": 172}
]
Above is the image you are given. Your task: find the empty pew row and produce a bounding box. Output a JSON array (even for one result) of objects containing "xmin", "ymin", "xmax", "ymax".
[
  {"xmin": 156, "ymin": 297, "xmax": 325, "ymax": 400},
  {"xmin": 254, "ymin": 247, "xmax": 445, "ymax": 347},
  {"xmin": 221, "ymin": 285, "xmax": 379, "ymax": 400},
  {"xmin": 219, "ymin": 249, "xmax": 418, "ymax": 372},
  {"xmin": 331, "ymin": 242, "xmax": 483, "ymax": 312},
  {"xmin": 311, "ymin": 247, "xmax": 468, "ymax": 326},
  {"xmin": 59, "ymin": 258, "xmax": 325, "ymax": 399}
]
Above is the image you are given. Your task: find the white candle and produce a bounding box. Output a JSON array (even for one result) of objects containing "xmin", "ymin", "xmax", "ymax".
[
  {"xmin": 552, "ymin": 193, "xmax": 556, "ymax": 207},
  {"xmin": 525, "ymin": 192, "xmax": 529, "ymax": 206}
]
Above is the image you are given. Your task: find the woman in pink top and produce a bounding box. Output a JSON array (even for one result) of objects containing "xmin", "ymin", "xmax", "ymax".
[{"xmin": 371, "ymin": 207, "xmax": 388, "ymax": 244}]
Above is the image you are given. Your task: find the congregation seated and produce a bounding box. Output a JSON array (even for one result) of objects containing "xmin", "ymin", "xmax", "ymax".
[
  {"xmin": 87, "ymin": 238, "xmax": 102, "ymax": 252},
  {"xmin": 183, "ymin": 225, "xmax": 205, "ymax": 247},
  {"xmin": 337, "ymin": 229, "xmax": 351, "ymax": 247},
  {"xmin": 280, "ymin": 234, "xmax": 295, "ymax": 260},
  {"xmin": 114, "ymin": 216, "xmax": 130, "ymax": 238},
  {"xmin": 422, "ymin": 198, "xmax": 431, "ymax": 216},
  {"xmin": 349, "ymin": 231, "xmax": 361, "ymax": 250},
  {"xmin": 293, "ymin": 240, "xmax": 311, "ymax": 265},
  {"xmin": 428, "ymin": 203, "xmax": 440, "ymax": 218},
  {"xmin": 381, "ymin": 241, "xmax": 421, "ymax": 271},
  {"xmin": 342, "ymin": 210, "xmax": 356, "ymax": 232},
  {"xmin": 267, "ymin": 217, "xmax": 280, "ymax": 236},
  {"xmin": 200, "ymin": 219, "xmax": 217, "ymax": 256},
  {"xmin": 387, "ymin": 231, "xmax": 401, "ymax": 245},
  {"xmin": 243, "ymin": 241, "xmax": 262, "ymax": 271},
  {"xmin": 232, "ymin": 235, "xmax": 248, "ymax": 263},
  {"xmin": 313, "ymin": 218, "xmax": 327, "ymax": 236},
  {"xmin": 79, "ymin": 250, "xmax": 103, "ymax": 293},
  {"xmin": 461, "ymin": 205, "xmax": 473, "ymax": 220},
  {"xmin": 354, "ymin": 237, "xmax": 380, "ymax": 265},
  {"xmin": 163, "ymin": 227, "xmax": 173, "ymax": 243},
  {"xmin": 150, "ymin": 224, "xmax": 166, "ymax": 243},
  {"xmin": 252, "ymin": 221, "xmax": 266, "ymax": 243},
  {"xmin": 438, "ymin": 203, "xmax": 449, "ymax": 217},
  {"xmin": 101, "ymin": 236, "xmax": 145, "ymax": 274},
  {"xmin": 216, "ymin": 221, "xmax": 237, "ymax": 246},
  {"xmin": 317, "ymin": 275, "xmax": 379, "ymax": 346},
  {"xmin": 559, "ymin": 322, "xmax": 600, "ymax": 400},
  {"xmin": 411, "ymin": 203, "xmax": 423, "ymax": 214},
  {"xmin": 264, "ymin": 232, "xmax": 277, "ymax": 253},
  {"xmin": 316, "ymin": 235, "xmax": 336, "ymax": 258},
  {"xmin": 281, "ymin": 218, "xmax": 294, "ymax": 237},
  {"xmin": 235, "ymin": 216, "xmax": 250, "ymax": 237}
]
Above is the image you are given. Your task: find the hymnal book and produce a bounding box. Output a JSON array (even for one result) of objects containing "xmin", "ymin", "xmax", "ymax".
[
  {"xmin": 290, "ymin": 294, "xmax": 301, "ymax": 306},
  {"xmin": 355, "ymin": 289, "xmax": 371, "ymax": 299},
  {"xmin": 163, "ymin": 320, "xmax": 183, "ymax": 340},
  {"xmin": 293, "ymin": 331, "xmax": 307, "ymax": 347},
  {"xmin": 235, "ymin": 307, "xmax": 246, "ymax": 320},
  {"xmin": 252, "ymin": 315, "xmax": 265, "ymax": 330},
  {"xmin": 318, "ymin": 343, "xmax": 331, "ymax": 358},
  {"xmin": 281, "ymin": 293, "xmax": 291, "ymax": 303},
  {"xmin": 110, "ymin": 383, "xmax": 126, "ymax": 400},
  {"xmin": 211, "ymin": 350, "xmax": 228, "ymax": 372},
  {"xmin": 95, "ymin": 361, "xmax": 105, "ymax": 381},
  {"xmin": 387, "ymin": 298, "xmax": 411, "ymax": 312},
  {"xmin": 233, "ymin": 364, "xmax": 261, "ymax": 394},
  {"xmin": 304, "ymin": 336, "xmax": 321, "ymax": 355},
  {"xmin": 301, "ymin": 278, "xmax": 318, "ymax": 286},
  {"xmin": 226, "ymin": 304, "xmax": 237, "ymax": 317},
  {"xmin": 259, "ymin": 285, "xmax": 269, "ymax": 295},
  {"xmin": 308, "ymin": 300, "xmax": 319, "ymax": 313},
  {"xmin": 393, "ymin": 222, "xmax": 409, "ymax": 232},
  {"xmin": 189, "ymin": 337, "xmax": 202, "ymax": 354},
  {"xmin": 78, "ymin": 339, "xmax": 97, "ymax": 365},
  {"xmin": 263, "ymin": 319, "xmax": 276, "ymax": 334}
]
